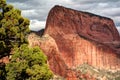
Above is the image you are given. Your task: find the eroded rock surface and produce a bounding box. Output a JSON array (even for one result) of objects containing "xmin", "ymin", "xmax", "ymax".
[{"xmin": 28, "ymin": 5, "xmax": 120, "ymax": 80}]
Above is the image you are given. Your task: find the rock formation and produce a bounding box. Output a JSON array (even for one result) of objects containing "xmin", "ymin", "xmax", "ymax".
[{"xmin": 28, "ymin": 5, "xmax": 120, "ymax": 79}]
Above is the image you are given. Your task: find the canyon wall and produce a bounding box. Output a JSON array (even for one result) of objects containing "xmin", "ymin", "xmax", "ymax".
[
  {"xmin": 44, "ymin": 5, "xmax": 120, "ymax": 69},
  {"xmin": 28, "ymin": 5, "xmax": 120, "ymax": 79}
]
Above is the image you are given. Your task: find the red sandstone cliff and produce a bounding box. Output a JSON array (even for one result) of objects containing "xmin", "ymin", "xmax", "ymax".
[{"xmin": 28, "ymin": 5, "xmax": 120, "ymax": 79}]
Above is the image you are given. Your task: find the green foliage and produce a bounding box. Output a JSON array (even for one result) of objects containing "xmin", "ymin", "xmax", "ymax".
[
  {"xmin": 0, "ymin": 0, "xmax": 30, "ymax": 56},
  {"xmin": 0, "ymin": 1, "xmax": 53, "ymax": 80},
  {"xmin": 0, "ymin": 63, "xmax": 6, "ymax": 80},
  {"xmin": 0, "ymin": 41, "xmax": 6, "ymax": 54},
  {"xmin": 0, "ymin": 0, "xmax": 6, "ymax": 8},
  {"xmin": 115, "ymin": 77, "xmax": 120, "ymax": 80},
  {"xmin": 5, "ymin": 44, "xmax": 53, "ymax": 80}
]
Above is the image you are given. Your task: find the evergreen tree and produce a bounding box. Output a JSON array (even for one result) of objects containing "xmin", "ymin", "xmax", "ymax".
[
  {"xmin": 6, "ymin": 44, "xmax": 53, "ymax": 80},
  {"xmin": 0, "ymin": 0, "xmax": 30, "ymax": 57},
  {"xmin": 0, "ymin": 0, "xmax": 53, "ymax": 80}
]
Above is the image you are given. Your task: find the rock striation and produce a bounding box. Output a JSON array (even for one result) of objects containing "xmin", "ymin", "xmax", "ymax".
[{"xmin": 28, "ymin": 5, "xmax": 120, "ymax": 79}]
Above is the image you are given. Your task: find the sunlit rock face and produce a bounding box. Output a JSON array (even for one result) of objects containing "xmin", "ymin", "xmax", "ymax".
[{"xmin": 28, "ymin": 5, "xmax": 120, "ymax": 79}]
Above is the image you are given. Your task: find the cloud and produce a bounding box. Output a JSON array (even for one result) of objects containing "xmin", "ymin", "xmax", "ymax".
[
  {"xmin": 116, "ymin": 27, "xmax": 120, "ymax": 34},
  {"xmin": 7, "ymin": 0, "xmax": 120, "ymax": 33},
  {"xmin": 21, "ymin": 9, "xmax": 45, "ymax": 20},
  {"xmin": 30, "ymin": 20, "xmax": 45, "ymax": 31},
  {"xmin": 71, "ymin": 0, "xmax": 120, "ymax": 4},
  {"xmin": 7, "ymin": 0, "xmax": 27, "ymax": 3}
]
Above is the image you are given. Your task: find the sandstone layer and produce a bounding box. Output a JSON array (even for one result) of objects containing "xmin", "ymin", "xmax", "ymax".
[{"xmin": 28, "ymin": 5, "xmax": 120, "ymax": 79}]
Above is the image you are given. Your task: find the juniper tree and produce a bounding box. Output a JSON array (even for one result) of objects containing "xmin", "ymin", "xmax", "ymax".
[
  {"xmin": 6, "ymin": 44, "xmax": 53, "ymax": 80},
  {"xmin": 0, "ymin": 0, "xmax": 30, "ymax": 57},
  {"xmin": 0, "ymin": 1, "xmax": 53, "ymax": 80}
]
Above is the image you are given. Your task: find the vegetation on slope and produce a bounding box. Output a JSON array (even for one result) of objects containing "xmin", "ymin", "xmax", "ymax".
[{"xmin": 75, "ymin": 63, "xmax": 120, "ymax": 80}]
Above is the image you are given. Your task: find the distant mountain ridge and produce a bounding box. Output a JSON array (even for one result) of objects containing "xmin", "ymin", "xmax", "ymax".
[{"xmin": 30, "ymin": 29, "xmax": 44, "ymax": 37}]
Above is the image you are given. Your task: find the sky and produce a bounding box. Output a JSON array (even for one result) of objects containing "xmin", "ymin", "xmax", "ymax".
[{"xmin": 7, "ymin": 0, "xmax": 120, "ymax": 32}]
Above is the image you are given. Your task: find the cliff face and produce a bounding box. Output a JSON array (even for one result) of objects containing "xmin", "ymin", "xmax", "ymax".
[
  {"xmin": 28, "ymin": 5, "xmax": 120, "ymax": 79},
  {"xmin": 44, "ymin": 5, "xmax": 120, "ymax": 53},
  {"xmin": 28, "ymin": 33, "xmax": 68, "ymax": 77}
]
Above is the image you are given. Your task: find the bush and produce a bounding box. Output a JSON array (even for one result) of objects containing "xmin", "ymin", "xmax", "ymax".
[{"xmin": 6, "ymin": 44, "xmax": 53, "ymax": 80}]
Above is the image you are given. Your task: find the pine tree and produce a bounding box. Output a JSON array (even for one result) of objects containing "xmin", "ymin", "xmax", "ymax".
[
  {"xmin": 0, "ymin": 0, "xmax": 30, "ymax": 57},
  {"xmin": 5, "ymin": 44, "xmax": 53, "ymax": 80},
  {"xmin": 0, "ymin": 1, "xmax": 53, "ymax": 80}
]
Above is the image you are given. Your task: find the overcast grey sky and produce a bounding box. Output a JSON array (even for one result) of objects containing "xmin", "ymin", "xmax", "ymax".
[{"xmin": 7, "ymin": 0, "xmax": 120, "ymax": 32}]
